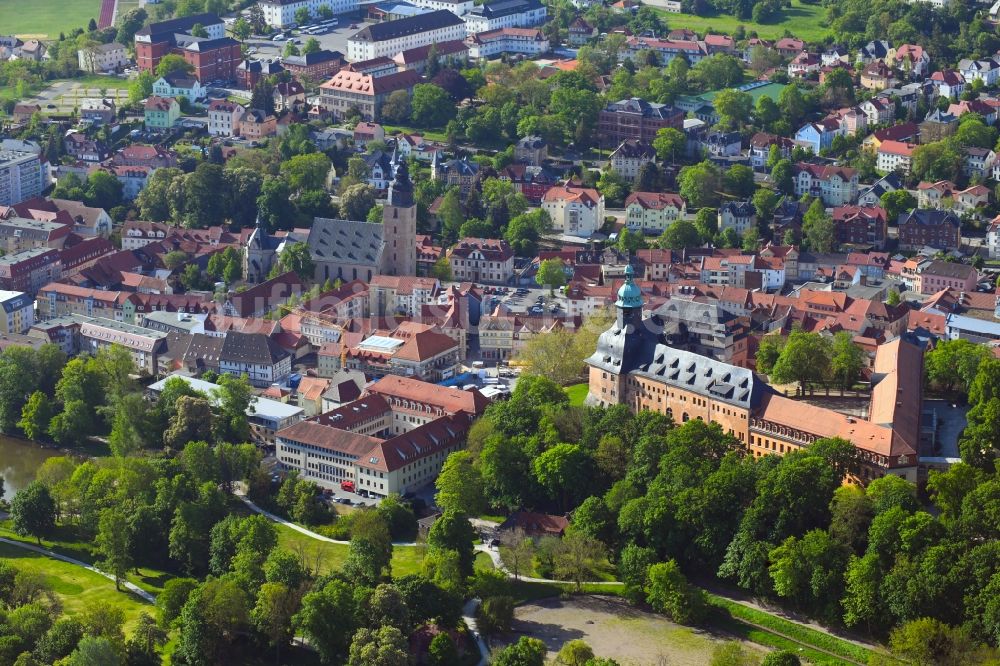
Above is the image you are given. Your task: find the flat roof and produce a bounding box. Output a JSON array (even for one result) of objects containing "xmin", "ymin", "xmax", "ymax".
[
  {"xmin": 358, "ymin": 335, "xmax": 405, "ymax": 352},
  {"xmin": 148, "ymin": 374, "xmax": 304, "ymax": 420}
]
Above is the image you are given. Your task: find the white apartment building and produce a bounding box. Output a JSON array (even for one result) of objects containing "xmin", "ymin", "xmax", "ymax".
[
  {"xmin": 410, "ymin": 0, "xmax": 474, "ymax": 15},
  {"xmin": 876, "ymin": 141, "xmax": 916, "ymax": 175},
  {"xmin": 447, "ymin": 238, "xmax": 515, "ymax": 284},
  {"xmin": 542, "ymin": 185, "xmax": 605, "ymax": 238},
  {"xmin": 623, "ymin": 192, "xmax": 686, "ymax": 234},
  {"xmin": 463, "ymin": 0, "xmax": 546, "ymax": 34},
  {"xmin": 258, "ymin": 0, "xmax": 359, "ymax": 28},
  {"xmin": 465, "ymin": 27, "xmax": 548, "ymax": 58},
  {"xmin": 207, "ymin": 99, "xmax": 246, "ymax": 136},
  {"xmin": 347, "ymin": 10, "xmax": 466, "ymax": 60},
  {"xmin": 0, "ymin": 150, "xmax": 45, "ymax": 206},
  {"xmin": 77, "ymin": 43, "xmax": 128, "ymax": 73}
]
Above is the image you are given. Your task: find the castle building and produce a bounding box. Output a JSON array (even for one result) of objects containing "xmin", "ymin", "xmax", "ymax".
[{"xmin": 586, "ymin": 265, "xmax": 923, "ymax": 483}]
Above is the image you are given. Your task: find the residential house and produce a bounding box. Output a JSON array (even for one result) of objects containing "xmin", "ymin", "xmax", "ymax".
[
  {"xmin": 776, "ymin": 37, "xmax": 805, "ymax": 58},
  {"xmin": 11, "ymin": 104, "xmax": 40, "ymax": 124},
  {"xmin": 930, "ymin": 70, "xmax": 965, "ymax": 99},
  {"xmin": 207, "ymin": 99, "xmax": 245, "ymax": 137},
  {"xmin": 749, "ymin": 132, "xmax": 793, "ymax": 170},
  {"xmin": 219, "ymin": 331, "xmax": 292, "ymax": 387},
  {"xmin": 965, "ymin": 147, "xmax": 996, "ymax": 179},
  {"xmin": 858, "ymin": 172, "xmax": 903, "ymax": 207},
  {"xmin": 862, "ymin": 121, "xmax": 918, "ymax": 152},
  {"xmin": 609, "ymin": 139, "xmax": 656, "ymax": 182},
  {"xmin": 958, "ymin": 58, "xmax": 1000, "ymax": 87},
  {"xmin": 238, "ymin": 109, "xmax": 278, "ymax": 141},
  {"xmin": 860, "ymin": 61, "xmax": 894, "ymax": 90},
  {"xmin": 273, "ymin": 80, "xmax": 307, "ymax": 113},
  {"xmin": 920, "ymin": 109, "xmax": 959, "ymax": 142},
  {"xmin": 919, "ymin": 180, "xmax": 990, "ymax": 212},
  {"xmin": 876, "ymin": 140, "xmax": 917, "ymax": 174},
  {"xmin": 704, "ymin": 131, "xmax": 742, "ymax": 157},
  {"xmin": 718, "ymin": 201, "xmax": 756, "ymax": 235},
  {"xmin": 857, "ymin": 39, "xmax": 892, "ymax": 63},
  {"xmin": 860, "ymin": 97, "xmax": 895, "ymax": 126},
  {"xmin": 77, "ymin": 43, "xmax": 127, "ymax": 73},
  {"xmin": 353, "ymin": 122, "xmax": 385, "ymax": 148},
  {"xmin": 432, "ymin": 156, "xmax": 479, "ymax": 196},
  {"xmin": 497, "ymin": 164, "xmax": 560, "ymax": 203},
  {"xmin": 151, "ymin": 74, "xmax": 206, "ymax": 101},
  {"xmin": 0, "ymin": 290, "xmax": 34, "ymax": 334},
  {"xmin": 917, "ymin": 260, "xmax": 978, "ymax": 295},
  {"xmin": 795, "ymin": 118, "xmax": 841, "ymax": 154},
  {"xmin": 787, "ymin": 51, "xmax": 821, "ymax": 77},
  {"xmin": 465, "ymin": 26, "xmax": 549, "ymax": 58},
  {"xmin": 793, "ymin": 163, "xmax": 859, "ymax": 206},
  {"xmin": 143, "ymin": 96, "xmax": 179, "ymax": 129},
  {"xmin": 64, "ymin": 133, "xmax": 108, "ymax": 163},
  {"xmin": 568, "ymin": 16, "xmax": 595, "ymax": 45},
  {"xmin": 833, "ymin": 206, "xmax": 888, "ymax": 249},
  {"xmin": 623, "ymin": 192, "xmax": 686, "ymax": 235},
  {"xmin": 897, "ymin": 209, "xmax": 961, "ymax": 251},
  {"xmin": 541, "ymin": 185, "xmax": 605, "ymax": 238},
  {"xmin": 514, "ymin": 135, "xmax": 547, "ymax": 166},
  {"xmin": 448, "ymin": 238, "xmax": 515, "ymax": 284},
  {"xmin": 891, "ymin": 44, "xmax": 929, "ymax": 78},
  {"xmin": 80, "ymin": 98, "xmax": 116, "ymax": 125}
]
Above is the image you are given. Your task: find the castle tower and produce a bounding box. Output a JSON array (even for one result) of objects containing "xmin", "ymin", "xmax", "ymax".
[
  {"xmin": 615, "ymin": 264, "xmax": 644, "ymax": 330},
  {"xmin": 381, "ymin": 159, "xmax": 417, "ymax": 277}
]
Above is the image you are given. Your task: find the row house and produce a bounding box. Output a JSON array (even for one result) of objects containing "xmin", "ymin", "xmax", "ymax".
[
  {"xmin": 0, "ymin": 248, "xmax": 61, "ymax": 294},
  {"xmin": 916, "ymin": 260, "xmax": 978, "ymax": 295},
  {"xmin": 37, "ymin": 283, "xmax": 124, "ymax": 321},
  {"xmin": 832, "ymin": 206, "xmax": 889, "ymax": 249},
  {"xmin": 793, "ymin": 163, "xmax": 859, "ymax": 206}
]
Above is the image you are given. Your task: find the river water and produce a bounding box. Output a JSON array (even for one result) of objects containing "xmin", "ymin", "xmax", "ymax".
[{"xmin": 0, "ymin": 436, "xmax": 66, "ymax": 499}]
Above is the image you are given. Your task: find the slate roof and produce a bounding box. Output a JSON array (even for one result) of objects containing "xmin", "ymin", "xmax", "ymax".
[
  {"xmin": 307, "ymin": 218, "xmax": 384, "ymax": 266},
  {"xmin": 352, "ymin": 9, "xmax": 464, "ymax": 43},
  {"xmin": 220, "ymin": 331, "xmax": 290, "ymax": 365}
]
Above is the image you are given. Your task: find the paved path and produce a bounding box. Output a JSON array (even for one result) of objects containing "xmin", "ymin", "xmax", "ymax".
[
  {"xmin": 462, "ymin": 598, "xmax": 488, "ymax": 666},
  {"xmin": 238, "ymin": 494, "xmax": 420, "ymax": 546},
  {"xmin": 0, "ymin": 537, "xmax": 156, "ymax": 604}
]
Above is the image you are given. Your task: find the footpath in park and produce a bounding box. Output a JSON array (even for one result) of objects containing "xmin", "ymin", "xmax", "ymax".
[{"xmin": 0, "ymin": 536, "xmax": 156, "ymax": 604}]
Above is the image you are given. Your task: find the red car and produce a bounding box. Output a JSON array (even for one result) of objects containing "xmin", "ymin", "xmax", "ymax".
[{"xmin": 340, "ymin": 480, "xmax": 355, "ymax": 492}]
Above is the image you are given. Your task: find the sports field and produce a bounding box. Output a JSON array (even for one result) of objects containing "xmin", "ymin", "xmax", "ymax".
[
  {"xmin": 650, "ymin": 0, "xmax": 831, "ymax": 42},
  {"xmin": 0, "ymin": 0, "xmax": 103, "ymax": 39}
]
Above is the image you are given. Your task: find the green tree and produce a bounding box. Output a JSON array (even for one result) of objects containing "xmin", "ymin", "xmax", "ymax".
[
  {"xmin": 658, "ymin": 220, "xmax": 701, "ymax": 249},
  {"xmin": 340, "ymin": 182, "xmax": 377, "ymax": 220},
  {"xmin": 275, "ymin": 241, "xmax": 315, "ymax": 281},
  {"xmin": 174, "ymin": 578, "xmax": 249, "ymax": 665},
  {"xmin": 428, "ymin": 632, "xmax": 458, "ymax": 666},
  {"xmin": 533, "ymin": 443, "xmax": 593, "ymax": 511},
  {"xmin": 252, "ymin": 582, "xmax": 299, "ymax": 662},
  {"xmin": 10, "ymin": 481, "xmax": 56, "ymax": 544},
  {"xmin": 435, "ymin": 450, "xmax": 485, "ymax": 515},
  {"xmin": 157, "ymin": 578, "xmax": 198, "ymax": 628},
  {"xmin": 281, "ymin": 152, "xmax": 331, "ymax": 192},
  {"xmin": 713, "ymin": 89, "xmax": 753, "ymax": 130},
  {"xmin": 344, "ymin": 510, "xmax": 393, "ymax": 585},
  {"xmin": 761, "ymin": 651, "xmax": 801, "ymax": 666},
  {"xmin": 492, "ymin": 637, "xmax": 547, "ymax": 666},
  {"xmin": 752, "ymin": 188, "xmax": 779, "ymax": 221},
  {"xmin": 768, "ymin": 529, "xmax": 849, "ymax": 620},
  {"xmin": 231, "ymin": 17, "xmax": 251, "ymax": 40},
  {"xmin": 411, "ymin": 84, "xmax": 454, "ymax": 127},
  {"xmin": 67, "ymin": 637, "xmax": 121, "ymax": 666},
  {"xmin": 678, "ymin": 161, "xmax": 722, "ymax": 208},
  {"xmin": 802, "ymin": 198, "xmax": 835, "ymax": 253},
  {"xmin": 553, "ymin": 532, "xmax": 605, "ymax": 592},
  {"xmin": 556, "ymin": 639, "xmax": 595, "ymax": 666},
  {"xmin": 96, "ymin": 508, "xmax": 132, "ymax": 590},
  {"xmin": 18, "ymin": 391, "xmax": 53, "ymax": 441},
  {"xmin": 294, "ymin": 579, "xmax": 358, "ymax": 663},
  {"xmin": 536, "ymin": 257, "xmax": 567, "ymax": 294},
  {"xmin": 770, "ymin": 329, "xmax": 832, "ymax": 386},
  {"xmin": 348, "ymin": 625, "xmax": 408, "ymax": 666},
  {"xmin": 880, "ymin": 190, "xmax": 916, "ymax": 223},
  {"xmin": 124, "ymin": 613, "xmax": 167, "ymax": 666},
  {"xmin": 155, "ymin": 54, "xmax": 193, "ymax": 78},
  {"xmin": 771, "ymin": 159, "xmax": 794, "ymax": 195},
  {"xmin": 645, "ymin": 559, "xmax": 706, "ymax": 624},
  {"xmin": 885, "ymin": 618, "xmax": 986, "ymax": 666},
  {"xmin": 830, "ymin": 331, "xmax": 864, "ymax": 390},
  {"xmin": 653, "ymin": 127, "xmax": 686, "ymax": 163},
  {"xmin": 427, "ymin": 510, "xmax": 477, "ymax": 578}
]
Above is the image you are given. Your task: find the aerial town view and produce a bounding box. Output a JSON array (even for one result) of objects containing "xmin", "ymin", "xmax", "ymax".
[{"xmin": 3, "ymin": 0, "xmax": 1000, "ymax": 663}]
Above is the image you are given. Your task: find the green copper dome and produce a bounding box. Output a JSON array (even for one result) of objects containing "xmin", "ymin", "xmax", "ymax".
[{"xmin": 616, "ymin": 264, "xmax": 643, "ymax": 309}]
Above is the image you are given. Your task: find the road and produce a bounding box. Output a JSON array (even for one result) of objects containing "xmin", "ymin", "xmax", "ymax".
[{"xmin": 0, "ymin": 536, "xmax": 155, "ymax": 604}]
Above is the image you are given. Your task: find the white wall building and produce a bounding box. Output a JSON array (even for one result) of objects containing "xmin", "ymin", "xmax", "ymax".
[
  {"xmin": 542, "ymin": 185, "xmax": 605, "ymax": 238},
  {"xmin": 347, "ymin": 10, "xmax": 467, "ymax": 60},
  {"xmin": 77, "ymin": 43, "xmax": 128, "ymax": 73},
  {"xmin": 0, "ymin": 150, "xmax": 45, "ymax": 206},
  {"xmin": 410, "ymin": 0, "xmax": 474, "ymax": 14},
  {"xmin": 463, "ymin": 0, "xmax": 546, "ymax": 34},
  {"xmin": 465, "ymin": 27, "xmax": 548, "ymax": 58},
  {"xmin": 207, "ymin": 99, "xmax": 246, "ymax": 136},
  {"xmin": 258, "ymin": 0, "xmax": 359, "ymax": 28}
]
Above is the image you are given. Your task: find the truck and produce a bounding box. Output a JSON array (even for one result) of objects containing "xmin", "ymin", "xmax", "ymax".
[{"xmin": 340, "ymin": 480, "xmax": 355, "ymax": 492}]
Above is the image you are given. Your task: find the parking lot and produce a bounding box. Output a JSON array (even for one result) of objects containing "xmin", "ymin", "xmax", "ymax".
[
  {"xmin": 478, "ymin": 284, "xmax": 572, "ymax": 317},
  {"xmin": 245, "ymin": 17, "xmax": 375, "ymax": 61}
]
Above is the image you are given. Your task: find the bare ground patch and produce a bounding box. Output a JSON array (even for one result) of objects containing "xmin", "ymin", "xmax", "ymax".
[{"xmin": 495, "ymin": 595, "xmax": 767, "ymax": 665}]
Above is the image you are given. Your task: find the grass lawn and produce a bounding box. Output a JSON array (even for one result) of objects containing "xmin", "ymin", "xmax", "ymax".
[
  {"xmin": 474, "ymin": 551, "xmax": 494, "ymax": 572},
  {"xmin": 0, "ymin": 522, "xmax": 177, "ymax": 597},
  {"xmin": 381, "ymin": 124, "xmax": 449, "ymax": 143},
  {"xmin": 0, "ymin": 542, "xmax": 154, "ymax": 632},
  {"xmin": 565, "ymin": 383, "xmax": 589, "ymax": 406},
  {"xmin": 275, "ymin": 524, "xmax": 428, "ymax": 577},
  {"xmin": 652, "ymin": 0, "xmax": 831, "ymax": 42},
  {"xmin": 0, "ymin": 0, "xmax": 103, "ymax": 39}
]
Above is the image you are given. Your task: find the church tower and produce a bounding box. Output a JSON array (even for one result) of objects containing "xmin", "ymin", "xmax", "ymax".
[
  {"xmin": 381, "ymin": 158, "xmax": 417, "ymax": 277},
  {"xmin": 585, "ymin": 264, "xmax": 649, "ymax": 406}
]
